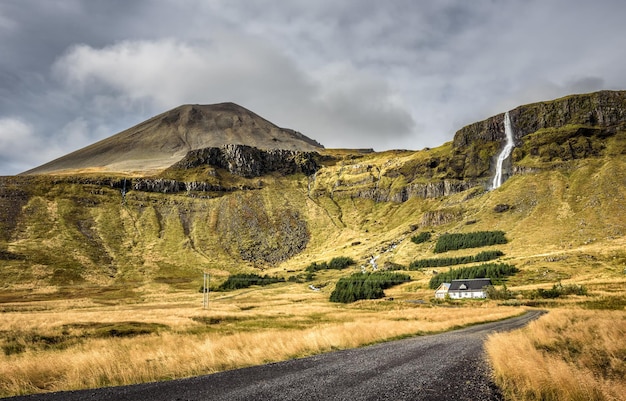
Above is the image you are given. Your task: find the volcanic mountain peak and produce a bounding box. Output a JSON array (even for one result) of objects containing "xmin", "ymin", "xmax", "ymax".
[{"xmin": 23, "ymin": 102, "xmax": 323, "ymax": 175}]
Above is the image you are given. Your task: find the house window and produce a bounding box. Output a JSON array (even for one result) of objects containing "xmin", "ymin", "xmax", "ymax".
[{"xmin": 459, "ymin": 284, "xmax": 467, "ymax": 290}]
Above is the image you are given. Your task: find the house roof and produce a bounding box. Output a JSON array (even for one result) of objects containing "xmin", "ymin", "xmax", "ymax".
[
  {"xmin": 448, "ymin": 278, "xmax": 492, "ymax": 291},
  {"xmin": 436, "ymin": 283, "xmax": 451, "ymax": 291}
]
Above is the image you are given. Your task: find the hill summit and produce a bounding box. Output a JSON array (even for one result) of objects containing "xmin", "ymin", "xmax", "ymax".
[{"xmin": 22, "ymin": 103, "xmax": 323, "ymax": 175}]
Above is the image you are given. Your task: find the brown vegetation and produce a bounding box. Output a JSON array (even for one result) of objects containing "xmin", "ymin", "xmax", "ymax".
[
  {"xmin": 0, "ymin": 290, "xmax": 522, "ymax": 397},
  {"xmin": 486, "ymin": 309, "xmax": 626, "ymax": 401}
]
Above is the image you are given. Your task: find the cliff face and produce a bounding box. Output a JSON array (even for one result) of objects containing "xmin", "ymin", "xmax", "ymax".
[
  {"xmin": 320, "ymin": 91, "xmax": 626, "ymax": 198},
  {"xmin": 320, "ymin": 178, "xmax": 476, "ymax": 203},
  {"xmin": 170, "ymin": 144, "xmax": 320, "ymax": 178},
  {"xmin": 453, "ymin": 90, "xmax": 626, "ymax": 148},
  {"xmin": 449, "ymin": 90, "xmax": 626, "ymax": 182}
]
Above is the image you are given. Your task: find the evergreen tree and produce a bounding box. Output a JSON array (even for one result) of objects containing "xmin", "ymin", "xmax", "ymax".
[
  {"xmin": 330, "ymin": 272, "xmax": 410, "ymax": 303},
  {"xmin": 428, "ymin": 263, "xmax": 518, "ymax": 289}
]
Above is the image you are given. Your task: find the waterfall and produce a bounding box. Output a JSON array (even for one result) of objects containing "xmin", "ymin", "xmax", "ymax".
[{"xmin": 492, "ymin": 111, "xmax": 515, "ymax": 189}]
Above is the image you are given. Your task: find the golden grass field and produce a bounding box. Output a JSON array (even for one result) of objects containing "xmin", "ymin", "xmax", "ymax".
[
  {"xmin": 1, "ymin": 270, "xmax": 625, "ymax": 400},
  {"xmin": 0, "ymin": 283, "xmax": 526, "ymax": 398},
  {"xmin": 487, "ymin": 309, "xmax": 626, "ymax": 401}
]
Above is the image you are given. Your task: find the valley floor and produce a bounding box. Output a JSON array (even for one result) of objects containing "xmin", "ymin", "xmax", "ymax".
[
  {"xmin": 0, "ymin": 277, "xmax": 624, "ymax": 400},
  {"xmin": 0, "ymin": 283, "xmax": 523, "ymax": 398}
]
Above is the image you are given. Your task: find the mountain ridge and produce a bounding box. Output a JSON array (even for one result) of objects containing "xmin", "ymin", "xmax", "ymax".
[{"xmin": 22, "ymin": 102, "xmax": 323, "ymax": 176}]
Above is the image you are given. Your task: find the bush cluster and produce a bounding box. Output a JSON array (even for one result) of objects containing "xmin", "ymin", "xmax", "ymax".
[
  {"xmin": 434, "ymin": 231, "xmax": 507, "ymax": 253},
  {"xmin": 531, "ymin": 283, "xmax": 587, "ymax": 299},
  {"xmin": 409, "ymin": 250, "xmax": 504, "ymax": 269},
  {"xmin": 286, "ymin": 273, "xmax": 315, "ymax": 283},
  {"xmin": 428, "ymin": 263, "xmax": 518, "ymax": 289},
  {"xmin": 410, "ymin": 232, "xmax": 431, "ymax": 244},
  {"xmin": 485, "ymin": 284, "xmax": 514, "ymax": 300},
  {"xmin": 305, "ymin": 256, "xmax": 356, "ymax": 272},
  {"xmin": 330, "ymin": 272, "xmax": 411, "ymax": 303},
  {"xmin": 216, "ymin": 273, "xmax": 285, "ymax": 291}
]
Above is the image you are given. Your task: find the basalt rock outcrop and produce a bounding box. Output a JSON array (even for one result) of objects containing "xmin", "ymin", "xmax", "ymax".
[
  {"xmin": 131, "ymin": 179, "xmax": 247, "ymax": 194},
  {"xmin": 334, "ymin": 180, "xmax": 476, "ymax": 203},
  {"xmin": 170, "ymin": 144, "xmax": 321, "ymax": 178}
]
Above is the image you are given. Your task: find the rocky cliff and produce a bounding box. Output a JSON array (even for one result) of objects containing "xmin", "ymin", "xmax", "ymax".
[
  {"xmin": 170, "ymin": 144, "xmax": 321, "ymax": 178},
  {"xmin": 453, "ymin": 90, "xmax": 626, "ymax": 148},
  {"xmin": 449, "ymin": 90, "xmax": 626, "ymax": 181}
]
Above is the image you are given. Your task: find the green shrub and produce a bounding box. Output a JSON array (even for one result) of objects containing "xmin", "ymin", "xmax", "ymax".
[
  {"xmin": 305, "ymin": 261, "xmax": 327, "ymax": 272},
  {"xmin": 2, "ymin": 341, "xmax": 25, "ymax": 356},
  {"xmin": 409, "ymin": 250, "xmax": 504, "ymax": 269},
  {"xmin": 428, "ymin": 263, "xmax": 518, "ymax": 289},
  {"xmin": 328, "ymin": 256, "xmax": 356, "ymax": 269},
  {"xmin": 410, "ymin": 232, "xmax": 431, "ymax": 244},
  {"xmin": 531, "ymin": 283, "xmax": 588, "ymax": 299},
  {"xmin": 533, "ymin": 285, "xmax": 561, "ymax": 299},
  {"xmin": 330, "ymin": 272, "xmax": 411, "ymax": 303},
  {"xmin": 434, "ymin": 231, "xmax": 507, "ymax": 253},
  {"xmin": 217, "ymin": 273, "xmax": 285, "ymax": 291},
  {"xmin": 92, "ymin": 322, "xmax": 167, "ymax": 338},
  {"xmin": 581, "ymin": 296, "xmax": 626, "ymax": 310},
  {"xmin": 306, "ymin": 256, "xmax": 355, "ymax": 272},
  {"xmin": 486, "ymin": 284, "xmax": 514, "ymax": 300}
]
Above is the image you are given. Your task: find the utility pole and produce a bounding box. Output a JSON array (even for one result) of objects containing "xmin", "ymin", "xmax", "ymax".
[
  {"xmin": 121, "ymin": 178, "xmax": 127, "ymax": 205},
  {"xmin": 203, "ymin": 272, "xmax": 209, "ymax": 309}
]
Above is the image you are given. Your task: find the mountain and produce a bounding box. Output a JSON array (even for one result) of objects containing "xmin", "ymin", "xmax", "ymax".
[
  {"xmin": 2, "ymin": 90, "xmax": 626, "ymax": 297},
  {"xmin": 22, "ymin": 103, "xmax": 323, "ymax": 175}
]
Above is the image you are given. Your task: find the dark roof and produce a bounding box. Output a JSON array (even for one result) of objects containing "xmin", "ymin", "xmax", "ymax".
[{"xmin": 448, "ymin": 278, "xmax": 492, "ymax": 291}]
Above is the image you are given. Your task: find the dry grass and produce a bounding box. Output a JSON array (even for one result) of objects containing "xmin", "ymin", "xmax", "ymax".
[
  {"xmin": 486, "ymin": 309, "xmax": 626, "ymax": 401},
  {"xmin": 0, "ymin": 287, "xmax": 523, "ymax": 397}
]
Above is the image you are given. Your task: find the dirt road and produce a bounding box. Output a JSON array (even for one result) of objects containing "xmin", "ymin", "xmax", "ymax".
[{"xmin": 7, "ymin": 310, "xmax": 544, "ymax": 401}]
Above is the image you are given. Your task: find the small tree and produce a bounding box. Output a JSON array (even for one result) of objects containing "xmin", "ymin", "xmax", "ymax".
[
  {"xmin": 486, "ymin": 284, "xmax": 513, "ymax": 300},
  {"xmin": 411, "ymin": 232, "xmax": 431, "ymax": 244}
]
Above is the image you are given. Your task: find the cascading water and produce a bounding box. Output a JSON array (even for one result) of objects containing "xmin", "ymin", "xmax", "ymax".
[{"xmin": 492, "ymin": 111, "xmax": 515, "ymax": 189}]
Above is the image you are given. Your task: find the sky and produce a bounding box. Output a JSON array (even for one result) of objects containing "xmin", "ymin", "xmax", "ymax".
[{"xmin": 1, "ymin": 0, "xmax": 625, "ymax": 175}]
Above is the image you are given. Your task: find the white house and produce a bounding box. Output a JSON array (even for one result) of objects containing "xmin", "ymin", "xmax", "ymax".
[
  {"xmin": 446, "ymin": 278, "xmax": 492, "ymax": 299},
  {"xmin": 435, "ymin": 282, "xmax": 451, "ymax": 299}
]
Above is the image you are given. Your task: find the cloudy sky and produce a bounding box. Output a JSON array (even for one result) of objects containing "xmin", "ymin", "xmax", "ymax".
[{"xmin": 1, "ymin": 0, "xmax": 625, "ymax": 175}]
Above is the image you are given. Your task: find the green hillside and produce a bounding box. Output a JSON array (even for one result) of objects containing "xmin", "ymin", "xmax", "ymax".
[{"xmin": 1, "ymin": 91, "xmax": 626, "ymax": 301}]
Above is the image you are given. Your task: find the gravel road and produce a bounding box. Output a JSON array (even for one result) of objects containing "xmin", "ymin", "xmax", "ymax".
[{"xmin": 7, "ymin": 310, "xmax": 544, "ymax": 401}]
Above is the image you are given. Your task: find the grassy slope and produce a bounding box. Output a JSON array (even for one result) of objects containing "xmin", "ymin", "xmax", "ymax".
[{"xmin": 2, "ymin": 140, "xmax": 626, "ymax": 295}]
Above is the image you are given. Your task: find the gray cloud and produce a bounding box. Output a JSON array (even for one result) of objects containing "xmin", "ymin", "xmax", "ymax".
[
  {"xmin": 1, "ymin": 0, "xmax": 626, "ymax": 174},
  {"xmin": 50, "ymin": 35, "xmax": 415, "ymax": 150}
]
